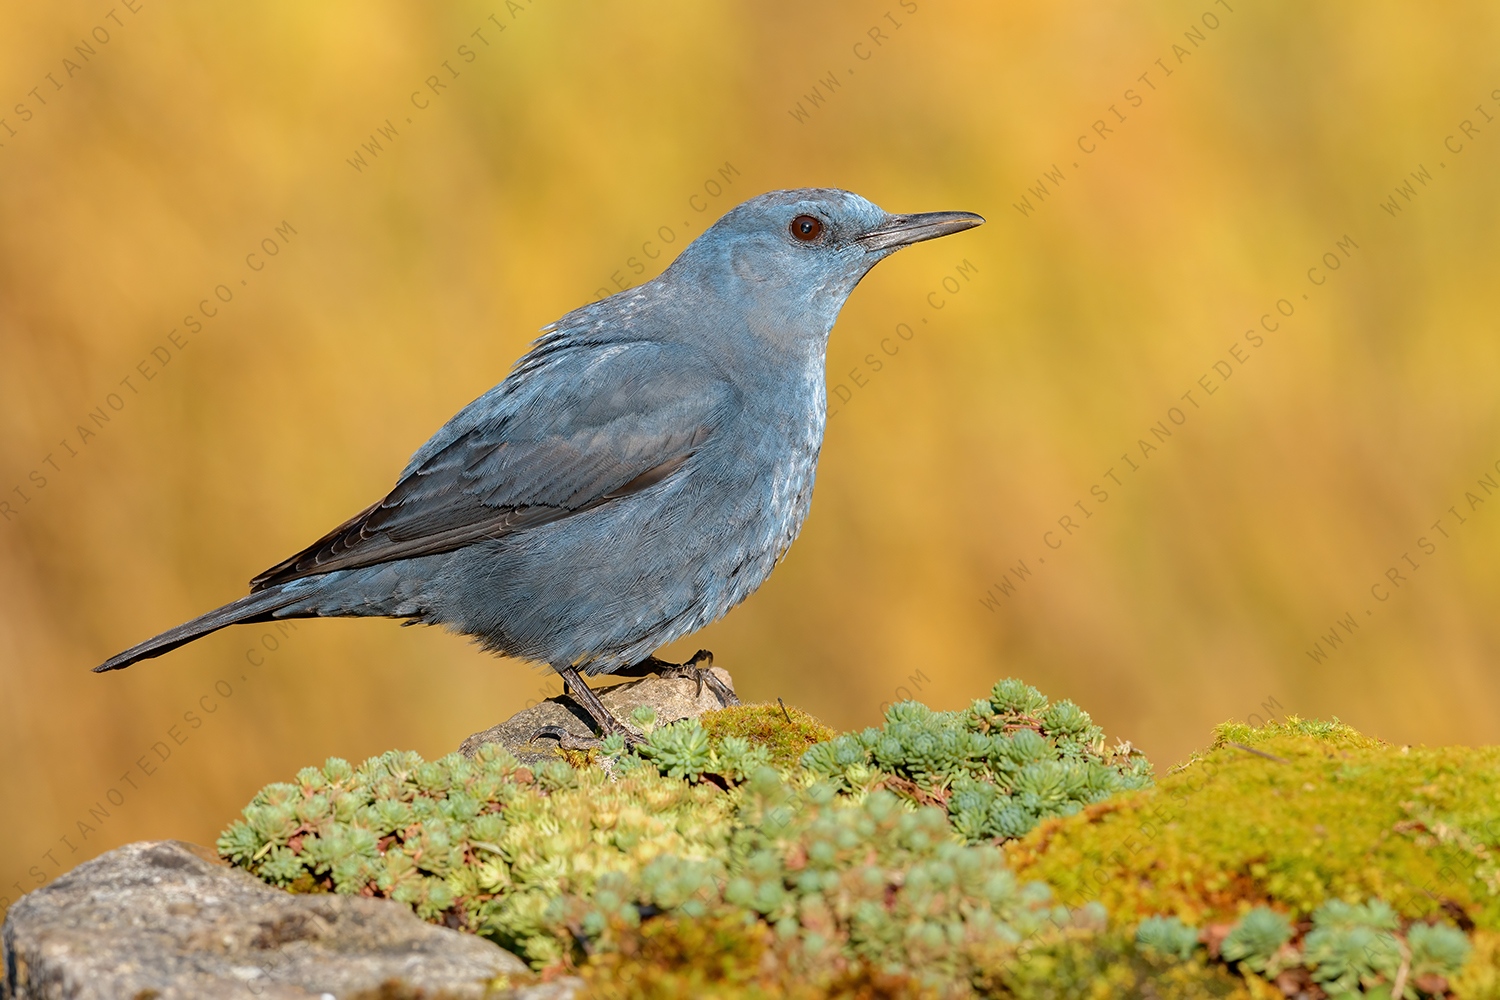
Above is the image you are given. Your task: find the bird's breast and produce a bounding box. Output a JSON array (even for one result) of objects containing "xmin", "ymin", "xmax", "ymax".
[{"xmin": 718, "ymin": 364, "xmax": 827, "ymax": 566}]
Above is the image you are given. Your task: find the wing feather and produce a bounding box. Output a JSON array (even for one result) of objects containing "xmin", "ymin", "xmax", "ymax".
[{"xmin": 250, "ymin": 340, "xmax": 733, "ymax": 590}]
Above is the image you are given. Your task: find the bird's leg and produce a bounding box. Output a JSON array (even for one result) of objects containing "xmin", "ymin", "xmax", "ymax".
[
  {"xmin": 555, "ymin": 664, "xmax": 644, "ymax": 746},
  {"xmin": 618, "ymin": 649, "xmax": 740, "ymax": 707}
]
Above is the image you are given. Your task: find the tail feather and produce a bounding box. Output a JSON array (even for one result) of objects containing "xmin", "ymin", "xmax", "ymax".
[{"xmin": 94, "ymin": 587, "xmax": 306, "ymax": 673}]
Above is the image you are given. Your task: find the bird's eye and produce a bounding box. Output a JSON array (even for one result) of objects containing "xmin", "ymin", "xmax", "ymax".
[{"xmin": 789, "ymin": 214, "xmax": 823, "ymax": 242}]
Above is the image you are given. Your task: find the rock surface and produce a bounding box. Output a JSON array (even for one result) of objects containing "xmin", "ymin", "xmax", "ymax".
[
  {"xmin": 459, "ymin": 668, "xmax": 738, "ymax": 764},
  {"xmin": 1, "ymin": 840, "xmax": 577, "ymax": 1000}
]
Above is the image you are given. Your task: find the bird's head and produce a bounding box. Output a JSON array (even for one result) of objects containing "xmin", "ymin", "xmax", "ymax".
[{"xmin": 661, "ymin": 188, "xmax": 983, "ymax": 348}]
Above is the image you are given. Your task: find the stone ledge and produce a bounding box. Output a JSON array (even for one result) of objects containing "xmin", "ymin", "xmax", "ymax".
[
  {"xmin": 1, "ymin": 840, "xmax": 577, "ymax": 1000},
  {"xmin": 458, "ymin": 668, "xmax": 737, "ymax": 764}
]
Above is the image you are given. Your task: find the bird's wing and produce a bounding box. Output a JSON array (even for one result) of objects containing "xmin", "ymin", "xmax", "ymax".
[{"xmin": 249, "ymin": 341, "xmax": 737, "ymax": 590}]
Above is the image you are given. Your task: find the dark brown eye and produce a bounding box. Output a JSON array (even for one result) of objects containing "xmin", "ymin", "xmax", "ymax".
[{"xmin": 789, "ymin": 214, "xmax": 823, "ymax": 242}]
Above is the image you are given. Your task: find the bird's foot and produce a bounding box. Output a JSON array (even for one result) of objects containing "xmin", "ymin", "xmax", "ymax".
[
  {"xmin": 624, "ymin": 650, "xmax": 741, "ymax": 707},
  {"xmin": 554, "ymin": 665, "xmax": 646, "ymax": 747}
]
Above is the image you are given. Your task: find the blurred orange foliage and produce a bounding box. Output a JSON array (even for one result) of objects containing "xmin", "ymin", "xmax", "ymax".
[{"xmin": 3, "ymin": 1, "xmax": 1499, "ymax": 910}]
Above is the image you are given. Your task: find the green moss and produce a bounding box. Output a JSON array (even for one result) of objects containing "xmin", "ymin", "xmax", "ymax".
[
  {"xmin": 699, "ymin": 703, "xmax": 836, "ymax": 771},
  {"xmin": 576, "ymin": 920, "xmax": 1255, "ymax": 1000},
  {"xmin": 975, "ymin": 930, "xmax": 1253, "ymax": 999},
  {"xmin": 579, "ymin": 911, "xmax": 937, "ymax": 999},
  {"xmin": 1453, "ymin": 929, "xmax": 1500, "ymax": 999},
  {"xmin": 1006, "ymin": 719, "xmax": 1500, "ymax": 933},
  {"xmin": 1209, "ymin": 714, "xmax": 1385, "ymax": 754},
  {"xmin": 345, "ymin": 979, "xmax": 534, "ymax": 1000}
]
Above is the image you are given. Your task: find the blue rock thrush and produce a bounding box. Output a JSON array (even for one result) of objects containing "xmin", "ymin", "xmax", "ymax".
[{"xmin": 95, "ymin": 189, "xmax": 983, "ymax": 737}]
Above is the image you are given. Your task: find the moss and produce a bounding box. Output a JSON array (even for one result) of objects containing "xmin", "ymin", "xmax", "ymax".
[
  {"xmin": 1005, "ymin": 717, "xmax": 1500, "ymax": 932},
  {"xmin": 578, "ymin": 911, "xmax": 779, "ymax": 998},
  {"xmin": 578, "ymin": 921, "xmax": 1255, "ymax": 999},
  {"xmin": 699, "ymin": 703, "xmax": 836, "ymax": 771},
  {"xmin": 575, "ymin": 911, "xmax": 930, "ymax": 999},
  {"xmin": 345, "ymin": 979, "xmax": 533, "ymax": 1000},
  {"xmin": 1208, "ymin": 714, "xmax": 1386, "ymax": 754},
  {"xmin": 973, "ymin": 930, "xmax": 1253, "ymax": 999},
  {"xmin": 1453, "ymin": 929, "xmax": 1500, "ymax": 999}
]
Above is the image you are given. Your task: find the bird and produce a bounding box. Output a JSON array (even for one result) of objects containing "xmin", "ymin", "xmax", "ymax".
[{"xmin": 95, "ymin": 188, "xmax": 984, "ymax": 739}]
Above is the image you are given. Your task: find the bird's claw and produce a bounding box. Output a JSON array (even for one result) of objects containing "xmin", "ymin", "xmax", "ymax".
[{"xmin": 652, "ymin": 650, "xmax": 741, "ymax": 707}]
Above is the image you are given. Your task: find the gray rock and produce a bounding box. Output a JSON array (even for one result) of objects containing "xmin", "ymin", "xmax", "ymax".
[
  {"xmin": 459, "ymin": 669, "xmax": 738, "ymax": 765},
  {"xmin": 1, "ymin": 840, "xmax": 578, "ymax": 1000}
]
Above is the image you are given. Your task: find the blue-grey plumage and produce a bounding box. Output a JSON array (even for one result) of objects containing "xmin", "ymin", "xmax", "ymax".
[{"xmin": 95, "ymin": 189, "xmax": 983, "ymax": 726}]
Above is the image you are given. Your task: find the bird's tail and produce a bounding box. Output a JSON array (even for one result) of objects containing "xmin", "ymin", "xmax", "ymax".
[{"xmin": 94, "ymin": 586, "xmax": 308, "ymax": 673}]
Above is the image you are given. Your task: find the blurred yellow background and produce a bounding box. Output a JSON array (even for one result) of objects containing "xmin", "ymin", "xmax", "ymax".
[{"xmin": 4, "ymin": 1, "xmax": 1499, "ymax": 909}]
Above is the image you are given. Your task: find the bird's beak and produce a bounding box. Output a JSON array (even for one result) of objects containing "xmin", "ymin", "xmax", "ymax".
[{"xmin": 857, "ymin": 211, "xmax": 985, "ymax": 252}]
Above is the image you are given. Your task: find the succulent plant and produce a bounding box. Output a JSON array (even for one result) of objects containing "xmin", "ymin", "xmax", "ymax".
[
  {"xmin": 1406, "ymin": 921, "xmax": 1472, "ymax": 983},
  {"xmin": 1135, "ymin": 915, "xmax": 1201, "ymax": 961},
  {"xmin": 628, "ymin": 704, "xmax": 658, "ymax": 734},
  {"xmin": 634, "ymin": 717, "xmax": 714, "ymax": 780},
  {"xmin": 1303, "ymin": 898, "xmax": 1405, "ymax": 993},
  {"xmin": 801, "ymin": 679, "xmax": 1151, "ymax": 842},
  {"xmin": 218, "ymin": 680, "xmax": 1144, "ymax": 987},
  {"xmin": 218, "ymin": 724, "xmax": 1090, "ymax": 980},
  {"xmin": 218, "ymin": 744, "xmax": 735, "ymax": 963},
  {"xmin": 218, "ymin": 682, "xmax": 1486, "ymax": 996},
  {"xmin": 560, "ymin": 782, "xmax": 1076, "ymax": 987},
  {"xmin": 1205, "ymin": 894, "xmax": 1471, "ymax": 996},
  {"xmin": 610, "ymin": 716, "xmax": 775, "ymax": 784},
  {"xmin": 1219, "ymin": 906, "xmax": 1293, "ymax": 974}
]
